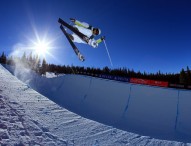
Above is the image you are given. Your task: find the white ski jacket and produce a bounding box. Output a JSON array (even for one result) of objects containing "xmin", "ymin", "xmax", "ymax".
[{"xmin": 71, "ymin": 20, "xmax": 102, "ymax": 48}]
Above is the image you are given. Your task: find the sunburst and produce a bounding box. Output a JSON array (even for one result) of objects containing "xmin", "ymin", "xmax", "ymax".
[{"xmin": 32, "ymin": 39, "xmax": 51, "ymax": 57}]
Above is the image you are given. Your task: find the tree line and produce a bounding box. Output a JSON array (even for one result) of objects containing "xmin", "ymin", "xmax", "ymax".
[
  {"xmin": 0, "ymin": 51, "xmax": 191, "ymax": 86},
  {"xmin": 0, "ymin": 52, "xmax": 47, "ymax": 75}
]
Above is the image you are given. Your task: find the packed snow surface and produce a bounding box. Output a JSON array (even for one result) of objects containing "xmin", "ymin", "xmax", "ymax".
[{"xmin": 1, "ymin": 64, "xmax": 191, "ymax": 145}]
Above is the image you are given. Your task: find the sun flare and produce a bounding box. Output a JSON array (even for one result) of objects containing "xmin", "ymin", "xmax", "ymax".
[
  {"xmin": 25, "ymin": 26, "xmax": 58, "ymax": 62},
  {"xmin": 33, "ymin": 40, "xmax": 50, "ymax": 56}
]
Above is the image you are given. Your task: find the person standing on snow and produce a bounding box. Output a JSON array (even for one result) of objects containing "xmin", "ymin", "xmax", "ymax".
[{"xmin": 68, "ymin": 18, "xmax": 105, "ymax": 48}]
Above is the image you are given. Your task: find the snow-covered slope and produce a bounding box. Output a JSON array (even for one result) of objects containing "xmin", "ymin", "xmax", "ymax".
[{"xmin": 2, "ymin": 64, "xmax": 191, "ymax": 145}]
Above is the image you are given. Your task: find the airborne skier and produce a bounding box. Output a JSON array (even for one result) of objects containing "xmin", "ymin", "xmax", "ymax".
[
  {"xmin": 58, "ymin": 18, "xmax": 105, "ymax": 61},
  {"xmin": 68, "ymin": 18, "xmax": 105, "ymax": 48}
]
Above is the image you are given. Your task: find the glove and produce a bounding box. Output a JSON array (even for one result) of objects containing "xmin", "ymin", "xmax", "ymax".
[
  {"xmin": 101, "ymin": 36, "xmax": 105, "ymax": 41},
  {"xmin": 91, "ymin": 40, "xmax": 98, "ymax": 48},
  {"xmin": 70, "ymin": 18, "xmax": 76, "ymax": 23}
]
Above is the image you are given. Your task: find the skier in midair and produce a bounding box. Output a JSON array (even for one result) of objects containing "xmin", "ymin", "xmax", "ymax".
[{"xmin": 68, "ymin": 18, "xmax": 105, "ymax": 48}]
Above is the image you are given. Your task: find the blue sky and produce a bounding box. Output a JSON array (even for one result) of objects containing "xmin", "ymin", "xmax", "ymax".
[{"xmin": 0, "ymin": 0, "xmax": 191, "ymax": 73}]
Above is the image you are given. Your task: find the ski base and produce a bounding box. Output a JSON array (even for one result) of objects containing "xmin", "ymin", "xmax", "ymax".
[
  {"xmin": 58, "ymin": 18, "xmax": 90, "ymax": 44},
  {"xmin": 60, "ymin": 24, "xmax": 85, "ymax": 62}
]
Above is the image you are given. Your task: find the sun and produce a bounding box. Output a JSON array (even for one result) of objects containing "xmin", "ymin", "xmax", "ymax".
[
  {"xmin": 25, "ymin": 25, "xmax": 58, "ymax": 61},
  {"xmin": 33, "ymin": 40, "xmax": 50, "ymax": 56}
]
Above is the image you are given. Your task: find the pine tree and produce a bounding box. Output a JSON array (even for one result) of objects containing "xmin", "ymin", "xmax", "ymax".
[
  {"xmin": 27, "ymin": 52, "xmax": 33, "ymax": 68},
  {"xmin": 40, "ymin": 58, "xmax": 47, "ymax": 75},
  {"xmin": 179, "ymin": 68, "xmax": 186, "ymax": 84},
  {"xmin": 21, "ymin": 52, "xmax": 27, "ymax": 62},
  {"xmin": 103, "ymin": 66, "xmax": 110, "ymax": 75},
  {"xmin": 7, "ymin": 56, "xmax": 14, "ymax": 65},
  {"xmin": 0, "ymin": 53, "xmax": 3, "ymax": 63},
  {"xmin": 0, "ymin": 52, "xmax": 6, "ymax": 64},
  {"xmin": 32, "ymin": 55, "xmax": 41, "ymax": 72},
  {"xmin": 186, "ymin": 66, "xmax": 191, "ymax": 85}
]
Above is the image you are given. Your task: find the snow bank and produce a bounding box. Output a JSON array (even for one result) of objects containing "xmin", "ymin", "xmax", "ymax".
[{"xmin": 4, "ymin": 64, "xmax": 191, "ymax": 143}]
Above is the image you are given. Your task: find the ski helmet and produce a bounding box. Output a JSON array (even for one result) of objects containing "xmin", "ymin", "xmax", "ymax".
[{"xmin": 93, "ymin": 28, "xmax": 101, "ymax": 35}]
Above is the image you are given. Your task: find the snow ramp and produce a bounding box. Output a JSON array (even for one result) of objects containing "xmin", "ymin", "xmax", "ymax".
[{"xmin": 4, "ymin": 65, "xmax": 191, "ymax": 143}]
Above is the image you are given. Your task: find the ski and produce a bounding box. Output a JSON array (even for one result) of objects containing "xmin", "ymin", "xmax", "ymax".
[
  {"xmin": 60, "ymin": 25, "xmax": 85, "ymax": 62},
  {"xmin": 58, "ymin": 18, "xmax": 90, "ymax": 44}
]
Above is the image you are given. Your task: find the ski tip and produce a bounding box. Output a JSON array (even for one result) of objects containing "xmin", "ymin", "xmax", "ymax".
[
  {"xmin": 79, "ymin": 56, "xmax": 85, "ymax": 62},
  {"xmin": 58, "ymin": 18, "xmax": 62, "ymax": 23},
  {"xmin": 60, "ymin": 25, "xmax": 64, "ymax": 30}
]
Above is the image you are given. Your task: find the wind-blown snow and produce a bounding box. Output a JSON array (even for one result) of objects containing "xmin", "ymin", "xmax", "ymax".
[{"xmin": 1, "ymin": 64, "xmax": 191, "ymax": 145}]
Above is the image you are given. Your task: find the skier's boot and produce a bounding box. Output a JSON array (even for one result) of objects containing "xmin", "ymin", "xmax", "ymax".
[{"xmin": 67, "ymin": 33, "xmax": 74, "ymax": 41}]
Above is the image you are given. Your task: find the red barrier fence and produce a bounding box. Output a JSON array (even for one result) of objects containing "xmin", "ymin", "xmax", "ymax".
[{"xmin": 130, "ymin": 78, "xmax": 168, "ymax": 87}]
